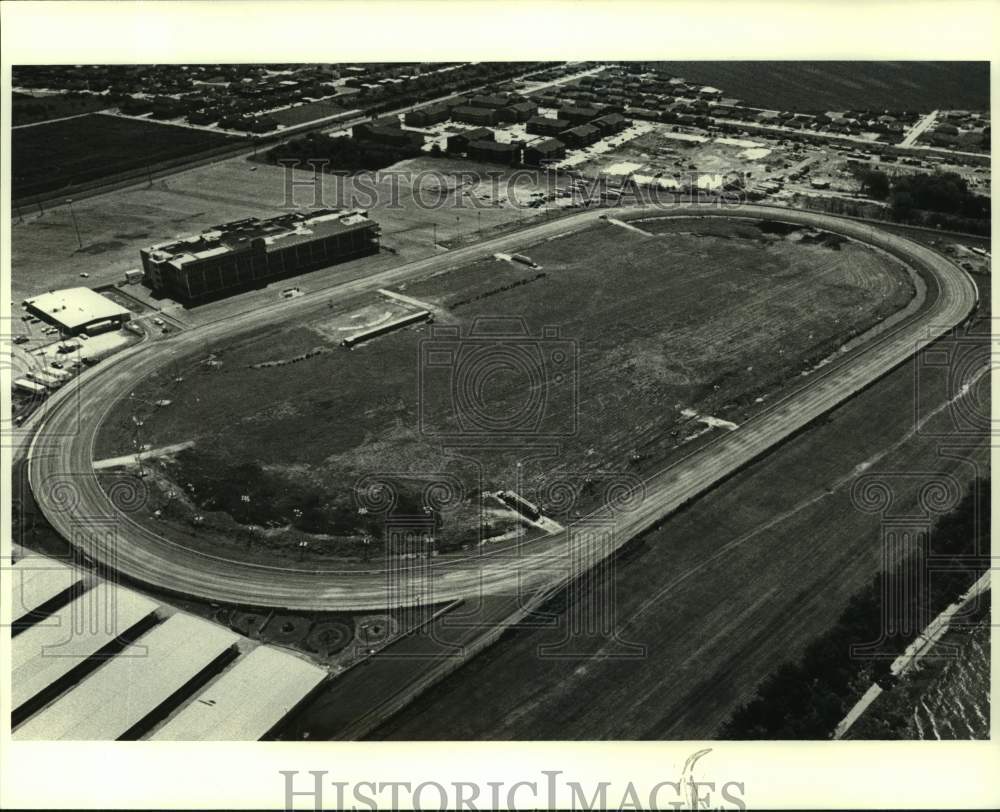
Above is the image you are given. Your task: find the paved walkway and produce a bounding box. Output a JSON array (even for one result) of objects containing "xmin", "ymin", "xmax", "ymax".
[
  {"xmin": 833, "ymin": 570, "xmax": 992, "ymax": 739},
  {"xmin": 93, "ymin": 440, "xmax": 194, "ymax": 470}
]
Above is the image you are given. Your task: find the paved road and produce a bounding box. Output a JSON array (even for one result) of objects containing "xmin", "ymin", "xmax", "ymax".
[
  {"xmin": 899, "ymin": 110, "xmax": 939, "ymax": 148},
  {"xmin": 24, "ymin": 204, "xmax": 978, "ymax": 611}
]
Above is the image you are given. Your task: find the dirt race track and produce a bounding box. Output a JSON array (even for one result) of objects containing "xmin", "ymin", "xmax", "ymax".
[{"xmin": 23, "ymin": 204, "xmax": 978, "ymax": 615}]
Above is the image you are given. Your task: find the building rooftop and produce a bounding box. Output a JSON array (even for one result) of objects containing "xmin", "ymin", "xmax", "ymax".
[
  {"xmin": 528, "ymin": 114, "xmax": 569, "ymax": 126},
  {"xmin": 15, "ymin": 613, "xmax": 239, "ymax": 741},
  {"xmin": 11, "ymin": 556, "xmax": 83, "ymax": 622},
  {"xmin": 12, "ymin": 585, "xmax": 159, "ymax": 713},
  {"xmin": 145, "ymin": 209, "xmax": 375, "ymax": 270},
  {"xmin": 471, "ymin": 140, "xmax": 518, "ymax": 152},
  {"xmin": 23, "ymin": 288, "xmax": 131, "ymax": 332},
  {"xmin": 449, "ymin": 127, "xmax": 494, "ymax": 142},
  {"xmin": 149, "ymin": 646, "xmax": 326, "ymax": 741},
  {"xmin": 469, "ymin": 93, "xmax": 513, "ymax": 109},
  {"xmin": 526, "ymin": 137, "xmax": 565, "ymax": 154},
  {"xmin": 451, "ymin": 105, "xmax": 496, "ymax": 117},
  {"xmin": 562, "ymin": 124, "xmax": 600, "ymax": 137},
  {"xmin": 593, "ymin": 112, "xmax": 629, "ymax": 125}
]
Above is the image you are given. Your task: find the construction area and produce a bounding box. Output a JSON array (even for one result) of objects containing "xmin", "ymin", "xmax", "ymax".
[{"xmin": 91, "ymin": 214, "xmax": 916, "ymax": 570}]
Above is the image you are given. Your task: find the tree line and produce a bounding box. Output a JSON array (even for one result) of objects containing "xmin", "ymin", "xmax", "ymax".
[
  {"xmin": 854, "ymin": 167, "xmax": 990, "ymax": 233},
  {"xmin": 719, "ymin": 477, "xmax": 989, "ymax": 739}
]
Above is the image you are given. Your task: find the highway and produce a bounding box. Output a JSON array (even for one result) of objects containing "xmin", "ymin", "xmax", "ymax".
[{"xmin": 23, "ymin": 204, "xmax": 978, "ymax": 612}]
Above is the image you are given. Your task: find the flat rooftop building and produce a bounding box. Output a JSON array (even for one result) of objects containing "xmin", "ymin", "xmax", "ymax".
[
  {"xmin": 522, "ymin": 137, "xmax": 566, "ymax": 166},
  {"xmin": 149, "ymin": 646, "xmax": 327, "ymax": 741},
  {"xmin": 11, "ymin": 556, "xmax": 83, "ymax": 623},
  {"xmin": 22, "ymin": 288, "xmax": 131, "ymax": 337},
  {"xmin": 12, "ymin": 585, "xmax": 159, "ymax": 716},
  {"xmin": 15, "ymin": 613, "xmax": 239, "ymax": 740},
  {"xmin": 141, "ymin": 209, "xmax": 381, "ymax": 303}
]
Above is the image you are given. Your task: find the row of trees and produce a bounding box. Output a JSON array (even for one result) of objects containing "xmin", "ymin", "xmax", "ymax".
[
  {"xmin": 265, "ymin": 131, "xmax": 423, "ymax": 173},
  {"xmin": 853, "ymin": 167, "xmax": 990, "ymax": 233}
]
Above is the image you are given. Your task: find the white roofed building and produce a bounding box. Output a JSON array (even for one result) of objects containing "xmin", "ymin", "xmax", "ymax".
[{"xmin": 23, "ymin": 287, "xmax": 131, "ymax": 336}]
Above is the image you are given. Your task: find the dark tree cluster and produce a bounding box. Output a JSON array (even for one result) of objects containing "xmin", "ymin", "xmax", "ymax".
[
  {"xmin": 266, "ymin": 132, "xmax": 422, "ymax": 173},
  {"xmin": 720, "ymin": 478, "xmax": 989, "ymax": 739}
]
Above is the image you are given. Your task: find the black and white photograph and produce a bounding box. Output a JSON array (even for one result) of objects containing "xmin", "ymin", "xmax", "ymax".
[{"xmin": 1, "ymin": 2, "xmax": 997, "ymax": 810}]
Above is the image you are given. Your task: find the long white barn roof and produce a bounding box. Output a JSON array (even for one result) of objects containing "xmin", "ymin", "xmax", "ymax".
[
  {"xmin": 150, "ymin": 646, "xmax": 326, "ymax": 740},
  {"xmin": 12, "ymin": 585, "xmax": 159, "ymax": 712},
  {"xmin": 15, "ymin": 613, "xmax": 239, "ymax": 740},
  {"xmin": 11, "ymin": 556, "xmax": 82, "ymax": 623}
]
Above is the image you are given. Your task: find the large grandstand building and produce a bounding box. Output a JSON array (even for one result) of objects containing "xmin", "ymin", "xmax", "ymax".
[{"xmin": 140, "ymin": 209, "xmax": 381, "ymax": 302}]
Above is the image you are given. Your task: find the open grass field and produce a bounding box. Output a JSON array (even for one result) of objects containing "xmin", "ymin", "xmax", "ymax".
[
  {"xmin": 12, "ymin": 113, "xmax": 239, "ymax": 200},
  {"xmin": 94, "ymin": 216, "xmax": 915, "ymax": 565},
  {"xmin": 12, "ymin": 92, "xmax": 113, "ymax": 126},
  {"xmin": 652, "ymin": 61, "xmax": 990, "ymax": 113},
  {"xmin": 367, "ymin": 295, "xmax": 991, "ymax": 740}
]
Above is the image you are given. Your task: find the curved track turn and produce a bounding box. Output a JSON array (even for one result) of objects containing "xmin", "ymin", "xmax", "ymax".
[{"xmin": 24, "ymin": 204, "xmax": 978, "ymax": 610}]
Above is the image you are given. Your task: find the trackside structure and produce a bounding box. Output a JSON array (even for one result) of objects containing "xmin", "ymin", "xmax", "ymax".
[
  {"xmin": 10, "ymin": 556, "xmax": 83, "ymax": 623},
  {"xmin": 342, "ymin": 309, "xmax": 432, "ymax": 347},
  {"xmin": 12, "ymin": 586, "xmax": 159, "ymax": 721},
  {"xmin": 14, "ymin": 614, "xmax": 239, "ymax": 740},
  {"xmin": 140, "ymin": 209, "xmax": 381, "ymax": 302},
  {"xmin": 149, "ymin": 646, "xmax": 327, "ymax": 741}
]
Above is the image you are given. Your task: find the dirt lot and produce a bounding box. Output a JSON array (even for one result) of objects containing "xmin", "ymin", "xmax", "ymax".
[
  {"xmin": 94, "ymin": 216, "xmax": 915, "ymax": 565},
  {"xmin": 575, "ymin": 123, "xmax": 787, "ymax": 186},
  {"xmin": 368, "ymin": 293, "xmax": 991, "ymax": 740},
  {"xmin": 9, "ymin": 155, "xmax": 558, "ymax": 308}
]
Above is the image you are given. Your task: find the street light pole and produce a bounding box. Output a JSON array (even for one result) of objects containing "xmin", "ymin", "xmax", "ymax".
[{"xmin": 66, "ymin": 199, "xmax": 83, "ymax": 249}]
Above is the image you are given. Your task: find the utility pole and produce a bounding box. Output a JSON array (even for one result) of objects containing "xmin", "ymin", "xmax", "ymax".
[
  {"xmin": 129, "ymin": 391, "xmax": 148, "ymax": 479},
  {"xmin": 66, "ymin": 198, "xmax": 83, "ymax": 249}
]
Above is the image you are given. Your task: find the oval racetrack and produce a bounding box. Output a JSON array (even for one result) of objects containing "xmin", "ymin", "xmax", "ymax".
[{"xmin": 24, "ymin": 204, "xmax": 978, "ymax": 611}]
